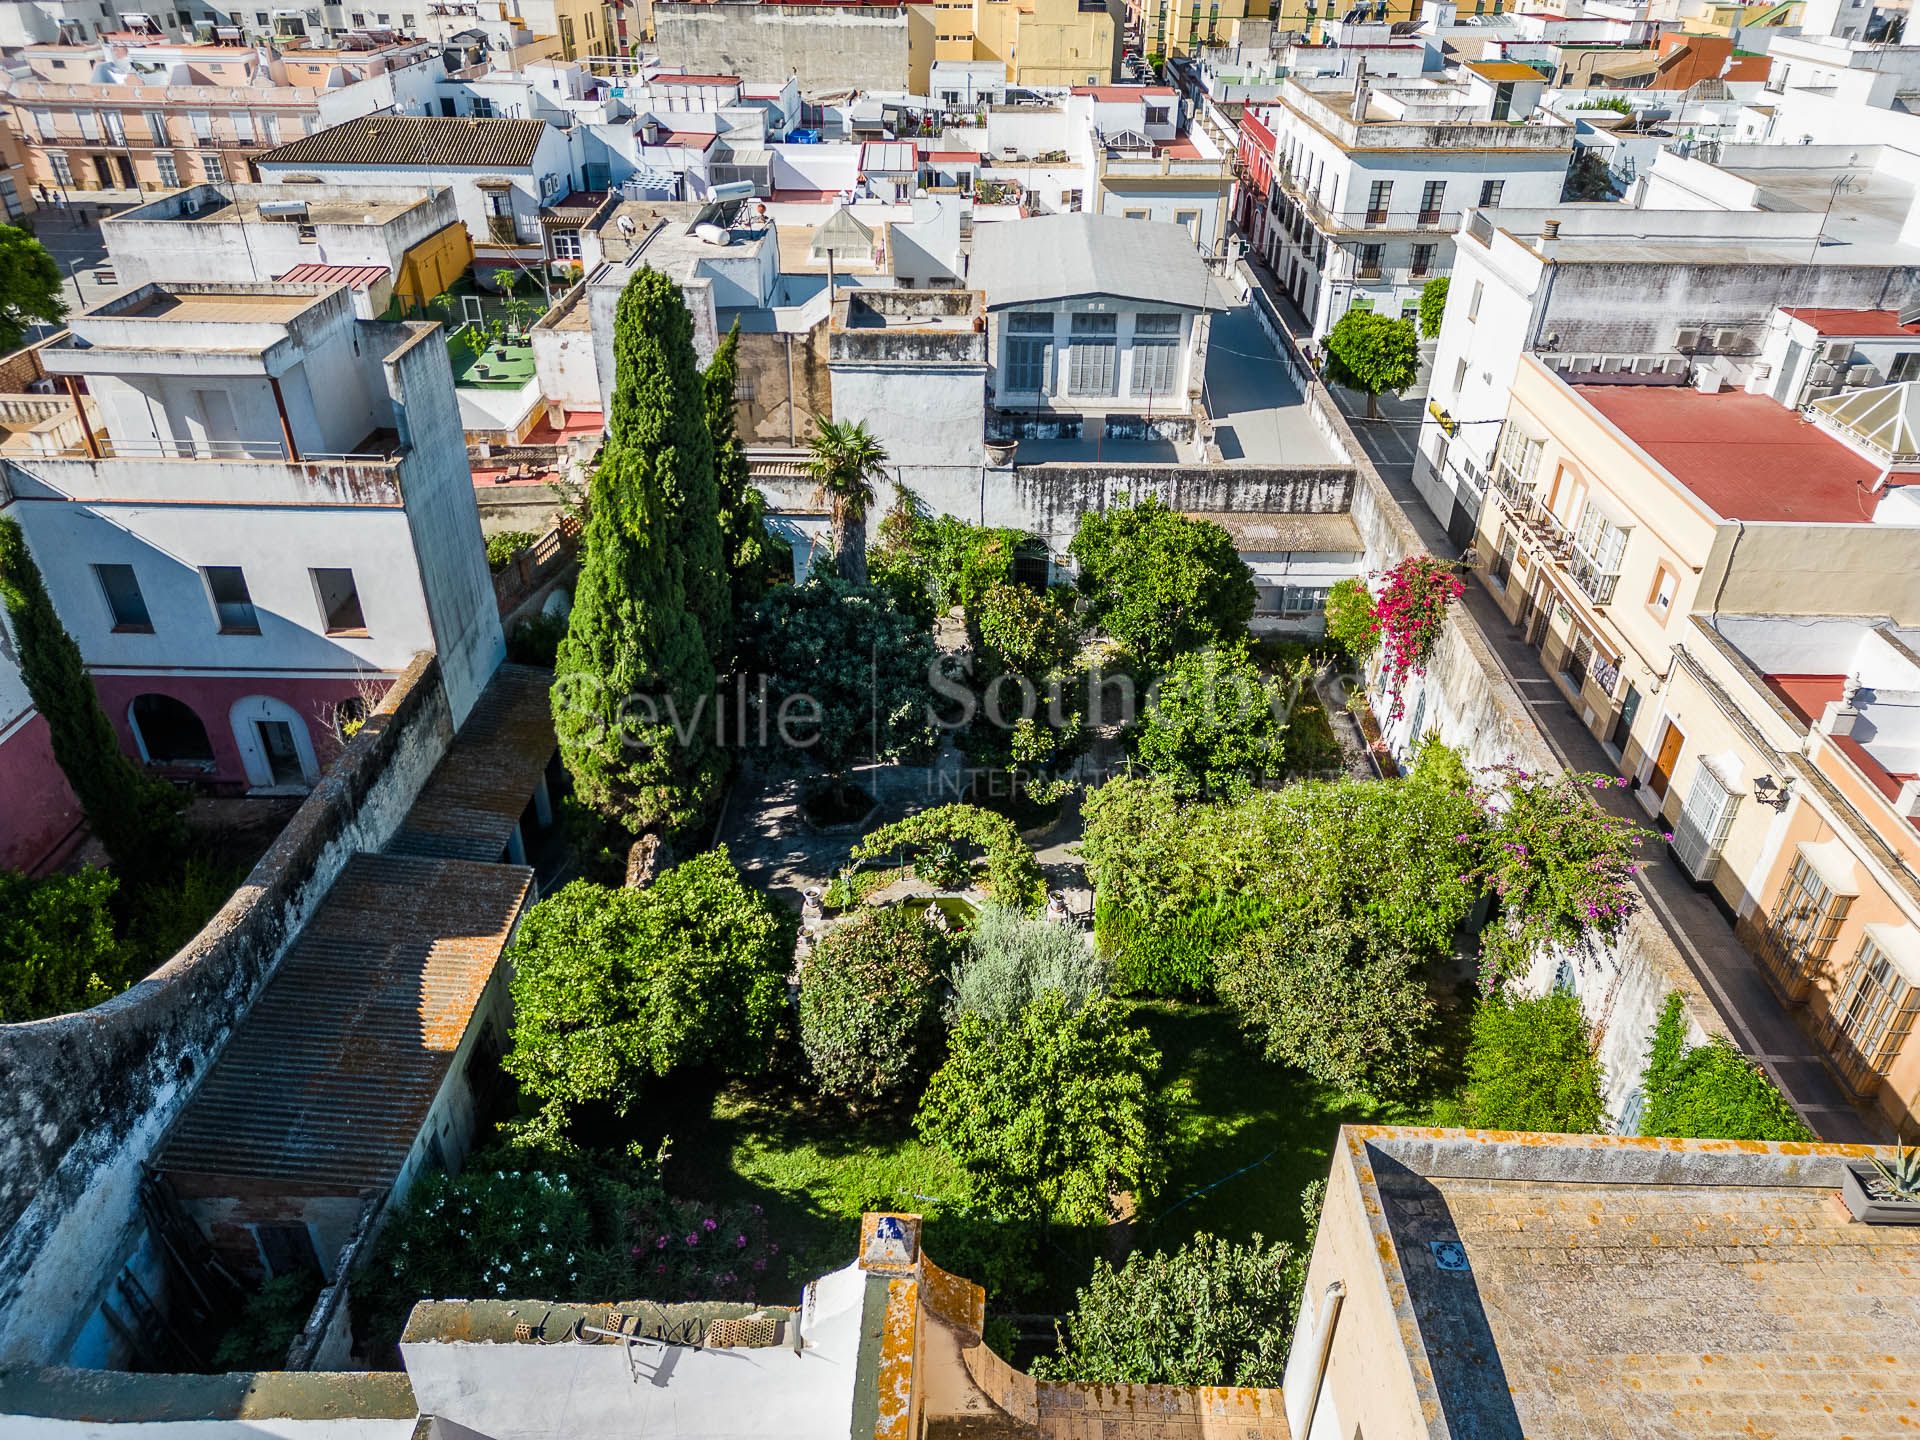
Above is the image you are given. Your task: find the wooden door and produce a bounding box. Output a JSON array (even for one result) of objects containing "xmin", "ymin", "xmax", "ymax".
[{"xmin": 1649, "ymin": 720, "xmax": 1684, "ymax": 799}]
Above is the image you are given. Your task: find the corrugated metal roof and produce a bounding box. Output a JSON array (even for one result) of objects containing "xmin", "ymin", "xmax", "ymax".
[
  {"xmin": 257, "ymin": 114, "xmax": 549, "ymax": 171},
  {"xmin": 971, "ymin": 212, "xmax": 1219, "ymax": 311},
  {"xmin": 154, "ymin": 853, "xmax": 532, "ymax": 1193},
  {"xmin": 273, "ymin": 262, "xmax": 390, "ymax": 289},
  {"xmin": 860, "ymin": 140, "xmax": 917, "ymax": 172},
  {"xmin": 386, "ymin": 663, "xmax": 557, "ymax": 863}
]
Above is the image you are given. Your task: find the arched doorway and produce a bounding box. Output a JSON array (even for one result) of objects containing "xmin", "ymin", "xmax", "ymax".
[
  {"xmin": 228, "ymin": 696, "xmax": 320, "ymax": 791},
  {"xmin": 129, "ymin": 694, "xmax": 215, "ymax": 769}
]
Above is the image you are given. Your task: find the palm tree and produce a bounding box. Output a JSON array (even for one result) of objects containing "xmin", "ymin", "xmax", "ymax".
[{"xmin": 805, "ymin": 416, "xmax": 889, "ymax": 587}]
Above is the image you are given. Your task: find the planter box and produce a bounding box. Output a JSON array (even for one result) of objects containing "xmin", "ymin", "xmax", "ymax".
[{"xmin": 1841, "ymin": 1163, "xmax": 1920, "ymax": 1225}]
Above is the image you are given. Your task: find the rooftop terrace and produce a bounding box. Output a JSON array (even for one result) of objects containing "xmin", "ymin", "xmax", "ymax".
[
  {"xmin": 1575, "ymin": 383, "xmax": 1885, "ymax": 523},
  {"xmin": 1349, "ymin": 1127, "xmax": 1920, "ymax": 1438}
]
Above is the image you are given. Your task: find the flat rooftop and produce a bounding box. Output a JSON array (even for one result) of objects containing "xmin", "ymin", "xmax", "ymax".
[
  {"xmin": 117, "ymin": 289, "xmax": 324, "ymax": 323},
  {"xmin": 1352, "ymin": 1128, "xmax": 1920, "ymax": 1438},
  {"xmin": 1575, "ymin": 383, "xmax": 1884, "ymax": 523},
  {"xmin": 156, "ymin": 194, "xmax": 425, "ymax": 226}
]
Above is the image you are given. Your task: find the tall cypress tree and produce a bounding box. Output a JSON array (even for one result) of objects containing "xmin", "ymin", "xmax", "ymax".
[
  {"xmin": 634, "ymin": 271, "xmax": 729, "ymax": 664},
  {"xmin": 552, "ymin": 268, "xmax": 725, "ymax": 833},
  {"xmin": 0, "ymin": 518, "xmax": 186, "ymax": 882},
  {"xmin": 704, "ymin": 319, "xmax": 791, "ymax": 610}
]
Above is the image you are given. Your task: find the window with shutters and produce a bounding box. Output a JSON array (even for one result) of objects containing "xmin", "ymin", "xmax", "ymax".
[
  {"xmin": 1830, "ymin": 934, "xmax": 1920, "ymax": 1085},
  {"xmin": 78, "ymin": 111, "xmax": 100, "ymax": 141},
  {"xmin": 147, "ymin": 110, "xmax": 168, "ymax": 143},
  {"xmin": 1671, "ymin": 760, "xmax": 1739, "ymax": 883},
  {"xmin": 1479, "ymin": 178, "xmax": 1504, "ymax": 206},
  {"xmin": 230, "ymin": 111, "xmax": 253, "ymax": 143},
  {"xmin": 1003, "ymin": 313, "xmax": 1053, "ymax": 394},
  {"xmin": 1419, "ymin": 179, "xmax": 1445, "ymax": 225},
  {"xmin": 1068, "ymin": 313, "xmax": 1117, "ymax": 396},
  {"xmin": 1411, "ymin": 242, "xmax": 1436, "ymax": 276},
  {"xmin": 1563, "ymin": 630, "xmax": 1592, "ymax": 692},
  {"xmin": 201, "ymin": 152, "xmax": 225, "ymax": 183},
  {"xmin": 1365, "ymin": 179, "xmax": 1391, "ymax": 225},
  {"xmin": 1131, "ymin": 313, "xmax": 1181, "ymax": 397},
  {"xmin": 155, "ymin": 152, "xmax": 179, "ymax": 186}
]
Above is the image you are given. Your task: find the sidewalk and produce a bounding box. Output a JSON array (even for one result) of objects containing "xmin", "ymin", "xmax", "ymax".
[
  {"xmin": 1457, "ymin": 579, "xmax": 1883, "ymax": 1142},
  {"xmin": 1243, "ymin": 261, "xmax": 1884, "ymax": 1141}
]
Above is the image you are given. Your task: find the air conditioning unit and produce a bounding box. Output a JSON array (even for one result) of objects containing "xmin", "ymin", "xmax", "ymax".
[
  {"xmin": 1632, "ymin": 356, "xmax": 1658, "ymax": 374},
  {"xmin": 1661, "ymin": 356, "xmax": 1688, "ymax": 375},
  {"xmin": 1696, "ymin": 369, "xmax": 1725, "ymax": 394},
  {"xmin": 1846, "ymin": 362, "xmax": 1881, "ymax": 386},
  {"xmin": 1820, "ymin": 339, "xmax": 1853, "ymax": 363},
  {"xmin": 1598, "ymin": 357, "xmax": 1624, "ymax": 374},
  {"xmin": 1712, "ymin": 326, "xmax": 1741, "ymax": 352},
  {"xmin": 1673, "ymin": 324, "xmax": 1701, "ymax": 350},
  {"xmin": 1811, "ymin": 360, "xmax": 1842, "ymax": 384}
]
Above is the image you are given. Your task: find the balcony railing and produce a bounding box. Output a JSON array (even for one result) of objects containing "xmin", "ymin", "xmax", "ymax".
[
  {"xmin": 1741, "ymin": 912, "xmax": 1819, "ymax": 1004},
  {"xmin": 1568, "ymin": 549, "xmax": 1620, "ymax": 605},
  {"xmin": 28, "ymin": 435, "xmax": 400, "ymax": 463}
]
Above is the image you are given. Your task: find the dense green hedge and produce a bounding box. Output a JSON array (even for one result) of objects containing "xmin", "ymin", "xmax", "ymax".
[
  {"xmin": 1094, "ymin": 892, "xmax": 1275, "ymax": 998},
  {"xmin": 1640, "ymin": 992, "xmax": 1812, "ymax": 1142}
]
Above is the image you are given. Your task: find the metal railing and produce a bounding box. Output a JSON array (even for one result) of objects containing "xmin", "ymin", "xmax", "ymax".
[
  {"xmin": 26, "ymin": 436, "xmax": 399, "ymax": 463},
  {"xmin": 1568, "ymin": 549, "xmax": 1620, "ymax": 605}
]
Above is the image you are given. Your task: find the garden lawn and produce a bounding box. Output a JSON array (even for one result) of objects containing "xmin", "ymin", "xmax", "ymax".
[
  {"xmin": 643, "ymin": 1081, "xmax": 971, "ymax": 1286},
  {"xmin": 1130, "ymin": 1000, "xmax": 1455, "ymax": 1255},
  {"xmin": 633, "ymin": 998, "xmax": 1465, "ymax": 1305}
]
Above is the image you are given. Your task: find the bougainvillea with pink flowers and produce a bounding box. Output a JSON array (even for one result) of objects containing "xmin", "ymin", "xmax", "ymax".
[
  {"xmin": 1372, "ymin": 554, "xmax": 1465, "ymax": 721},
  {"xmin": 1474, "ymin": 764, "xmax": 1648, "ymax": 983}
]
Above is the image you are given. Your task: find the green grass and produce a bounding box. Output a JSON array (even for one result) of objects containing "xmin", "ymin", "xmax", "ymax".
[
  {"xmin": 448, "ymin": 333, "xmax": 536, "ymax": 389},
  {"xmin": 624, "ymin": 995, "xmax": 1468, "ymax": 1312},
  {"xmin": 1131, "ymin": 1000, "xmax": 1451, "ymax": 1255}
]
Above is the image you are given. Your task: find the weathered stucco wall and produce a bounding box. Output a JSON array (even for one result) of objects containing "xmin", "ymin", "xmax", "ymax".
[
  {"xmin": 0, "ymin": 653, "xmax": 456, "ymax": 1367},
  {"xmin": 652, "ymin": 2, "xmax": 914, "ymax": 93},
  {"xmin": 1293, "ymin": 317, "xmax": 1723, "ymax": 1130}
]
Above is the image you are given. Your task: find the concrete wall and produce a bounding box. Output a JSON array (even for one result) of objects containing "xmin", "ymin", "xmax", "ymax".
[
  {"xmin": 737, "ymin": 326, "xmax": 831, "ymax": 447},
  {"xmin": 1278, "ymin": 302, "xmax": 1727, "ymax": 1131},
  {"xmin": 652, "ymin": 2, "xmax": 914, "ymax": 94},
  {"xmin": 386, "ymin": 324, "xmax": 508, "ymax": 728},
  {"xmin": 0, "ymin": 653, "xmax": 456, "ymax": 1368},
  {"xmin": 102, "ymin": 186, "xmax": 459, "ymax": 294}
]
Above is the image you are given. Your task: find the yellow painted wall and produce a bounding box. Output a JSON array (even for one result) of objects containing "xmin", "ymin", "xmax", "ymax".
[
  {"xmin": 907, "ymin": 5, "xmax": 936, "ymax": 95},
  {"xmin": 394, "ymin": 220, "xmax": 475, "ymax": 311},
  {"xmin": 1011, "ymin": 0, "xmax": 1119, "ymax": 85}
]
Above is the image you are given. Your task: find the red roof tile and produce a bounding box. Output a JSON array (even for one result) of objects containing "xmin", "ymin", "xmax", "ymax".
[
  {"xmin": 274, "ymin": 262, "xmax": 389, "ymax": 289},
  {"xmin": 1072, "ymin": 85, "xmax": 1175, "ymax": 100},
  {"xmin": 1575, "ymin": 384, "xmax": 1884, "ymax": 524},
  {"xmin": 1763, "ymin": 673, "xmax": 1844, "ymax": 726},
  {"xmin": 1782, "ymin": 307, "xmax": 1920, "ymax": 339}
]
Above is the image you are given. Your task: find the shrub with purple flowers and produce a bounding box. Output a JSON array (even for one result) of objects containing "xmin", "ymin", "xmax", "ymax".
[
  {"xmin": 617, "ymin": 1192, "xmax": 776, "ymax": 1304},
  {"xmin": 1475, "ymin": 766, "xmax": 1646, "ymax": 983}
]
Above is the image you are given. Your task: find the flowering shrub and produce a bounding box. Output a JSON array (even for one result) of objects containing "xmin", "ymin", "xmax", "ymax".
[
  {"xmin": 356, "ymin": 1159, "xmax": 621, "ymax": 1353},
  {"xmin": 1371, "ymin": 555, "xmax": 1463, "ymax": 721},
  {"xmin": 353, "ymin": 1148, "xmax": 786, "ymax": 1357},
  {"xmin": 1475, "ymin": 766, "xmax": 1646, "ymax": 982},
  {"xmin": 619, "ymin": 1193, "xmax": 777, "ymax": 1304}
]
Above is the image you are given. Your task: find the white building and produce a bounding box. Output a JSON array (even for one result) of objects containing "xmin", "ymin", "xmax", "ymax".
[
  {"xmin": 1256, "ymin": 63, "xmax": 1577, "ymax": 335},
  {"xmin": 254, "ymin": 113, "xmax": 579, "ymax": 271},
  {"xmin": 969, "ymin": 212, "xmax": 1218, "ymax": 419},
  {"xmin": 0, "ymin": 280, "xmax": 503, "ymax": 794},
  {"xmin": 1414, "ymin": 144, "xmax": 1920, "ymax": 542},
  {"xmin": 99, "ymin": 183, "xmax": 465, "ymax": 318}
]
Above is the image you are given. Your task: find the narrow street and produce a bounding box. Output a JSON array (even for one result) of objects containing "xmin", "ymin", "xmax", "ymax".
[{"xmin": 1244, "ymin": 263, "xmax": 1883, "ymax": 1141}]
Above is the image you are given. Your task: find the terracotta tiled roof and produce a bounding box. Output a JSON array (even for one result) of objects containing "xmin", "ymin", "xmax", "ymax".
[
  {"xmin": 387, "ymin": 663, "xmax": 557, "ymax": 863},
  {"xmin": 257, "ymin": 113, "xmax": 548, "ymax": 170},
  {"xmin": 154, "ymin": 853, "xmax": 532, "ymax": 1193},
  {"xmin": 273, "ymin": 262, "xmax": 390, "ymax": 289}
]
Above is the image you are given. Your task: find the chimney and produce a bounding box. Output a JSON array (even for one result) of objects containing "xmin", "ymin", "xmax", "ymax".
[
  {"xmin": 1351, "ymin": 57, "xmax": 1369, "ymax": 122},
  {"xmin": 1542, "ymin": 217, "xmax": 1561, "ymax": 240}
]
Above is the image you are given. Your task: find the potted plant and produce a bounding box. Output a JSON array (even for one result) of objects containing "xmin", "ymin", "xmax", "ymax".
[{"xmin": 1841, "ymin": 1139, "xmax": 1920, "ymax": 1224}]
